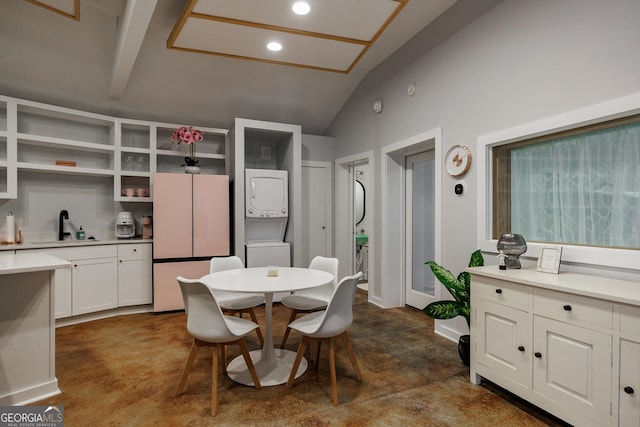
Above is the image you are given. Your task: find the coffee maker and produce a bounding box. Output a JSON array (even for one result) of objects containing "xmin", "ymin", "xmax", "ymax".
[{"xmin": 116, "ymin": 212, "xmax": 135, "ymax": 239}]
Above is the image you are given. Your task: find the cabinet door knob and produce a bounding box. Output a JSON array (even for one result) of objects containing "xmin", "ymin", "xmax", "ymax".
[
  {"xmin": 495, "ymin": 289, "xmax": 503, "ymax": 294},
  {"xmin": 624, "ymin": 386, "xmax": 635, "ymax": 395},
  {"xmin": 517, "ymin": 345, "xmax": 525, "ymax": 352},
  {"xmin": 534, "ymin": 352, "xmax": 542, "ymax": 358},
  {"xmin": 133, "ymin": 248, "xmax": 137, "ymax": 252},
  {"xmin": 563, "ymin": 304, "xmax": 572, "ymax": 311}
]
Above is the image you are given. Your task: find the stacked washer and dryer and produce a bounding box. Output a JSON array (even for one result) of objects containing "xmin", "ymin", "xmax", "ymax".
[{"xmin": 244, "ymin": 169, "xmax": 291, "ymax": 271}]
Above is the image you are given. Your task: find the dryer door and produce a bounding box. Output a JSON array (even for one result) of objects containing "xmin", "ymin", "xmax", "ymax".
[{"xmin": 246, "ymin": 176, "xmax": 288, "ymax": 217}]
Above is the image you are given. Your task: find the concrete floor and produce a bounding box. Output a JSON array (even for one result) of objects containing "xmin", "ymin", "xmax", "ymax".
[{"xmin": 36, "ymin": 290, "xmax": 569, "ymax": 426}]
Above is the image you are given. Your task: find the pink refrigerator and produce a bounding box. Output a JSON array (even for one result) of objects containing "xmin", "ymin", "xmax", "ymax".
[{"xmin": 152, "ymin": 173, "xmax": 230, "ymax": 312}]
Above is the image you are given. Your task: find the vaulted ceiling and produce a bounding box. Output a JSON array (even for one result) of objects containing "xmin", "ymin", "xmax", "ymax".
[{"xmin": 1, "ymin": 0, "xmax": 461, "ymax": 134}]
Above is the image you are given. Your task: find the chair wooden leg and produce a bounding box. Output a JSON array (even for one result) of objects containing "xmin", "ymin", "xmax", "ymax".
[
  {"xmin": 286, "ymin": 336, "xmax": 308, "ymax": 388},
  {"xmin": 237, "ymin": 339, "xmax": 261, "ymax": 389},
  {"xmin": 211, "ymin": 344, "xmax": 219, "ymax": 416},
  {"xmin": 280, "ymin": 309, "xmax": 299, "ymax": 348},
  {"xmin": 247, "ymin": 309, "xmax": 264, "ymax": 346},
  {"xmin": 314, "ymin": 340, "xmax": 322, "ymax": 370},
  {"xmin": 220, "ymin": 345, "xmax": 227, "ymax": 375},
  {"xmin": 341, "ymin": 332, "xmax": 363, "ymax": 381},
  {"xmin": 174, "ymin": 340, "xmax": 199, "ymax": 397},
  {"xmin": 328, "ymin": 338, "xmax": 338, "ymax": 406}
]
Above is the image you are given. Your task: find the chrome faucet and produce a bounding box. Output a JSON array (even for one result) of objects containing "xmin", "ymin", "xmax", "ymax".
[{"xmin": 59, "ymin": 210, "xmax": 70, "ymax": 241}]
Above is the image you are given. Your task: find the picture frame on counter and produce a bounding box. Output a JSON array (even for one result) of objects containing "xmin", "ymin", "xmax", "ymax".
[{"xmin": 537, "ymin": 245, "xmax": 562, "ymax": 274}]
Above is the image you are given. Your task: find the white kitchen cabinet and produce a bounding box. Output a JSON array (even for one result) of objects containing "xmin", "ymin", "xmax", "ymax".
[
  {"xmin": 20, "ymin": 245, "xmax": 118, "ymax": 317},
  {"xmin": 469, "ymin": 266, "xmax": 640, "ymax": 427},
  {"xmin": 72, "ymin": 256, "xmax": 118, "ymax": 315},
  {"xmin": 53, "ymin": 266, "xmax": 72, "ymax": 319},
  {"xmin": 117, "ymin": 243, "xmax": 152, "ymax": 306},
  {"xmin": 532, "ymin": 315, "xmax": 612, "ymax": 426},
  {"xmin": 474, "ymin": 299, "xmax": 531, "ymax": 390},
  {"xmin": 619, "ymin": 339, "xmax": 640, "ymax": 426}
]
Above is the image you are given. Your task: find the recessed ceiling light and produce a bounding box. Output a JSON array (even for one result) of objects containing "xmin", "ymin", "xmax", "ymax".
[
  {"xmin": 267, "ymin": 42, "xmax": 282, "ymax": 52},
  {"xmin": 292, "ymin": 2, "xmax": 311, "ymax": 15}
]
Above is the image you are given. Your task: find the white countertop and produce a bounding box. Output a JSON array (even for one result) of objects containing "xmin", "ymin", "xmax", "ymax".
[
  {"xmin": 467, "ymin": 265, "xmax": 640, "ymax": 306},
  {"xmin": 0, "ymin": 238, "xmax": 152, "ymax": 251},
  {"xmin": 0, "ymin": 252, "xmax": 70, "ymax": 275}
]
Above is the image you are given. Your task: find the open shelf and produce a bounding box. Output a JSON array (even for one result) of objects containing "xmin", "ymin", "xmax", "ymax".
[{"xmin": 0, "ymin": 95, "xmax": 229, "ymax": 200}]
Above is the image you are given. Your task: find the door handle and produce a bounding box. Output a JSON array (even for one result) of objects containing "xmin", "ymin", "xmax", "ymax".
[
  {"xmin": 534, "ymin": 352, "xmax": 542, "ymax": 358},
  {"xmin": 517, "ymin": 346, "xmax": 525, "ymax": 352},
  {"xmin": 624, "ymin": 386, "xmax": 634, "ymax": 394},
  {"xmin": 251, "ymin": 182, "xmax": 256, "ymax": 198}
]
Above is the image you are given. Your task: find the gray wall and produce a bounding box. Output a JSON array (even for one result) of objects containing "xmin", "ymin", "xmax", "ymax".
[
  {"xmin": 302, "ymin": 134, "xmax": 335, "ymax": 162},
  {"xmin": 327, "ymin": 0, "xmax": 640, "ymax": 334}
]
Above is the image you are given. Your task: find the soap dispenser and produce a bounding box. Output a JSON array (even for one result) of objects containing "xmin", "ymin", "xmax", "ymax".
[{"xmin": 77, "ymin": 226, "xmax": 85, "ymax": 240}]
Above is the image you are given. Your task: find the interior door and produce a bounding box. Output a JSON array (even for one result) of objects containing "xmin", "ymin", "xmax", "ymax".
[
  {"xmin": 405, "ymin": 150, "xmax": 435, "ymax": 309},
  {"xmin": 302, "ymin": 162, "xmax": 330, "ymax": 266}
]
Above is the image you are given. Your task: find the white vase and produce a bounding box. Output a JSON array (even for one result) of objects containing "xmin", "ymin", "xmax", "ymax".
[{"xmin": 184, "ymin": 166, "xmax": 201, "ymax": 174}]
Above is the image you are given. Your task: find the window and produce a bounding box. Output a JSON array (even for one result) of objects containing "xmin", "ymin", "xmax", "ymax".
[
  {"xmin": 477, "ymin": 93, "xmax": 640, "ymax": 271},
  {"xmin": 493, "ymin": 116, "xmax": 640, "ymax": 250}
]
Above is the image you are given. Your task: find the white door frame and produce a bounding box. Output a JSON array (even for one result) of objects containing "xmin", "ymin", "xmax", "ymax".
[
  {"xmin": 302, "ymin": 160, "xmax": 333, "ymax": 260},
  {"xmin": 335, "ymin": 151, "xmax": 374, "ymax": 300},
  {"xmin": 380, "ymin": 128, "xmax": 441, "ymax": 308}
]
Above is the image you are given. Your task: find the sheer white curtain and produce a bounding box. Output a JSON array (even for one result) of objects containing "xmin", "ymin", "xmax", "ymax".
[{"xmin": 511, "ymin": 123, "xmax": 640, "ymax": 248}]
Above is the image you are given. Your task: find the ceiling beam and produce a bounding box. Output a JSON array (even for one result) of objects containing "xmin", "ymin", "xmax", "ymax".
[{"xmin": 109, "ymin": 0, "xmax": 157, "ymax": 99}]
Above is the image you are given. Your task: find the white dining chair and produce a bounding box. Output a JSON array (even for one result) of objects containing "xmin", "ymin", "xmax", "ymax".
[
  {"xmin": 174, "ymin": 277, "xmax": 261, "ymax": 416},
  {"xmin": 285, "ymin": 272, "xmax": 364, "ymax": 406},
  {"xmin": 210, "ymin": 256, "xmax": 265, "ymax": 345},
  {"xmin": 279, "ymin": 256, "xmax": 339, "ymax": 349}
]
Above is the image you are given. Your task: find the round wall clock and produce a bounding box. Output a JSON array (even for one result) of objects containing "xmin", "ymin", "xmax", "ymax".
[{"xmin": 445, "ymin": 145, "xmax": 472, "ymax": 177}]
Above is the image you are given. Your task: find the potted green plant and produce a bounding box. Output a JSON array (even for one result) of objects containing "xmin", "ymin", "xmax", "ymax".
[{"xmin": 423, "ymin": 249, "xmax": 484, "ymax": 366}]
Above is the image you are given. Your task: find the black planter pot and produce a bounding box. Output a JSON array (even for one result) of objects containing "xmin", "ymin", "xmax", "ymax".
[{"xmin": 458, "ymin": 334, "xmax": 470, "ymax": 366}]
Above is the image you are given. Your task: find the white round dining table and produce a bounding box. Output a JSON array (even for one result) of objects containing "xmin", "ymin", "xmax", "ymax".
[{"xmin": 200, "ymin": 266, "xmax": 334, "ymax": 386}]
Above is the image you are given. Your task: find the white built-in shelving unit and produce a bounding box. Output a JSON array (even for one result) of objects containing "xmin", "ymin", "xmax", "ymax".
[
  {"xmin": 229, "ymin": 118, "xmax": 302, "ymax": 266},
  {"xmin": 0, "ymin": 95, "xmax": 227, "ymax": 202}
]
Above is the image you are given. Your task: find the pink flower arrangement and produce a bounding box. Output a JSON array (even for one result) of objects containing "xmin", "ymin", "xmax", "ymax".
[{"xmin": 171, "ymin": 126, "xmax": 203, "ymax": 166}]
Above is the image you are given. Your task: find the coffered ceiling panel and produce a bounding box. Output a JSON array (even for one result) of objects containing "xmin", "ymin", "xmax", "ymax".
[
  {"xmin": 173, "ymin": 18, "xmax": 367, "ymax": 71},
  {"xmin": 24, "ymin": 0, "xmax": 80, "ymax": 20},
  {"xmin": 168, "ymin": 0, "xmax": 408, "ymax": 73},
  {"xmin": 7, "ymin": 0, "xmax": 473, "ymax": 135}
]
